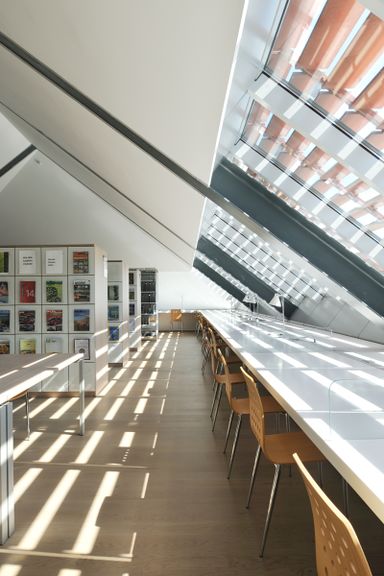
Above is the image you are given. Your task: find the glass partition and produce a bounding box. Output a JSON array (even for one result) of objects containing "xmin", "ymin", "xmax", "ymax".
[{"xmin": 328, "ymin": 377, "xmax": 384, "ymax": 439}]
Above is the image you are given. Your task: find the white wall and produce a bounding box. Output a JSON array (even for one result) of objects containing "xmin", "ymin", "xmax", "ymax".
[
  {"xmin": 0, "ymin": 152, "xmax": 192, "ymax": 271},
  {"xmin": 158, "ymin": 270, "xmax": 232, "ymax": 310}
]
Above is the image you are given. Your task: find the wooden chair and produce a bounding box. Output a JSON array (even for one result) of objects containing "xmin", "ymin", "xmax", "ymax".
[
  {"xmin": 218, "ymin": 350, "xmax": 283, "ymax": 479},
  {"xmin": 293, "ymin": 453, "xmax": 373, "ymax": 576},
  {"xmin": 170, "ymin": 308, "xmax": 183, "ymax": 331},
  {"xmin": 241, "ymin": 366, "xmax": 325, "ymax": 557},
  {"xmin": 210, "ymin": 343, "xmax": 244, "ymax": 431}
]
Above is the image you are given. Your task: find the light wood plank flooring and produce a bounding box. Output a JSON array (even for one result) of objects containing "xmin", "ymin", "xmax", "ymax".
[{"xmin": 3, "ymin": 332, "xmax": 383, "ymax": 575}]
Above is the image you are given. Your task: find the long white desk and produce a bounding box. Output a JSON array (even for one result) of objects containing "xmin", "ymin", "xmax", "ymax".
[
  {"xmin": 203, "ymin": 310, "xmax": 384, "ymax": 524},
  {"xmin": 0, "ymin": 352, "xmax": 85, "ymax": 544}
]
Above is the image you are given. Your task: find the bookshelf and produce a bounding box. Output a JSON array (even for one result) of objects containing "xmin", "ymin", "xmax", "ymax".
[
  {"xmin": 0, "ymin": 245, "xmax": 108, "ymax": 394},
  {"xmin": 128, "ymin": 269, "xmax": 142, "ymax": 350},
  {"xmin": 140, "ymin": 269, "xmax": 158, "ymax": 339},
  {"xmin": 107, "ymin": 260, "xmax": 129, "ymax": 365}
]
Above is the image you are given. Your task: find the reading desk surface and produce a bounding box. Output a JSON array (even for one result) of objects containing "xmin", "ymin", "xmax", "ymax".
[{"xmin": 203, "ymin": 310, "xmax": 384, "ymax": 524}]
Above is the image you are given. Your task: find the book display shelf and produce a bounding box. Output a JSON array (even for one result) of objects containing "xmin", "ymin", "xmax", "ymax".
[
  {"xmin": 107, "ymin": 260, "xmax": 129, "ymax": 365},
  {"xmin": 140, "ymin": 269, "xmax": 158, "ymax": 339},
  {"xmin": 0, "ymin": 245, "xmax": 108, "ymax": 394},
  {"xmin": 128, "ymin": 269, "xmax": 142, "ymax": 351}
]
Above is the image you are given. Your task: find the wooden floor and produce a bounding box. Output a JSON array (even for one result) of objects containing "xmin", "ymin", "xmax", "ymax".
[{"xmin": 4, "ymin": 332, "xmax": 384, "ymax": 575}]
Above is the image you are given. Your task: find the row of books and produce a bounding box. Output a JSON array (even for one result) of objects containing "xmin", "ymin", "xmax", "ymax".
[
  {"xmin": 0, "ymin": 309, "xmax": 92, "ymax": 332},
  {"xmin": 0, "ymin": 336, "xmax": 91, "ymax": 359},
  {"xmin": 0, "ymin": 279, "xmax": 92, "ymax": 304},
  {"xmin": 0, "ymin": 249, "xmax": 91, "ymax": 275}
]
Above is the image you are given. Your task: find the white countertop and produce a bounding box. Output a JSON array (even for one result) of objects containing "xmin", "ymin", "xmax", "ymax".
[{"xmin": 203, "ymin": 310, "xmax": 384, "ymax": 523}]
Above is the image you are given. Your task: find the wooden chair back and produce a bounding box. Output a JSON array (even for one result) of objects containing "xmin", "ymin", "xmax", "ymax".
[
  {"xmin": 293, "ymin": 453, "xmax": 373, "ymax": 576},
  {"xmin": 217, "ymin": 348, "xmax": 233, "ymax": 403},
  {"xmin": 240, "ymin": 366, "xmax": 265, "ymax": 451}
]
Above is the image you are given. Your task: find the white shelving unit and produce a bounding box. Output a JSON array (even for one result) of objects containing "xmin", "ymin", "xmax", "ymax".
[
  {"xmin": 128, "ymin": 269, "xmax": 141, "ymax": 351},
  {"xmin": 0, "ymin": 244, "xmax": 108, "ymax": 394},
  {"xmin": 140, "ymin": 269, "xmax": 158, "ymax": 339},
  {"xmin": 107, "ymin": 260, "xmax": 129, "ymax": 365}
]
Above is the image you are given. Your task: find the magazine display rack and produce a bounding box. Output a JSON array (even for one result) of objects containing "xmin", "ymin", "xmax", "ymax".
[
  {"xmin": 140, "ymin": 269, "xmax": 158, "ymax": 339},
  {"xmin": 107, "ymin": 260, "xmax": 129, "ymax": 365},
  {"xmin": 0, "ymin": 245, "xmax": 108, "ymax": 394},
  {"xmin": 128, "ymin": 269, "xmax": 141, "ymax": 351}
]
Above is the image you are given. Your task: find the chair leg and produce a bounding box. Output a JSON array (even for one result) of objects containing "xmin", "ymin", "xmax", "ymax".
[
  {"xmin": 25, "ymin": 392, "xmax": 30, "ymax": 440},
  {"xmin": 227, "ymin": 414, "xmax": 242, "ymax": 479},
  {"xmin": 210, "ymin": 381, "xmax": 219, "ymax": 419},
  {"xmin": 211, "ymin": 384, "xmax": 223, "ymax": 431},
  {"xmin": 259, "ymin": 464, "xmax": 281, "ymax": 558},
  {"xmin": 246, "ymin": 445, "xmax": 262, "ymax": 508},
  {"xmin": 223, "ymin": 410, "xmax": 234, "ymax": 454}
]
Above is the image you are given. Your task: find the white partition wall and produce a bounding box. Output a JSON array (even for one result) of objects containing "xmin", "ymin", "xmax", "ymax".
[
  {"xmin": 107, "ymin": 260, "xmax": 129, "ymax": 365},
  {"xmin": 0, "ymin": 244, "xmax": 108, "ymax": 394}
]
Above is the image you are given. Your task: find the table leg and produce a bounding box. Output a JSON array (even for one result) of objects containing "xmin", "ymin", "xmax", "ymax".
[
  {"xmin": 79, "ymin": 359, "xmax": 85, "ymax": 436},
  {"xmin": 0, "ymin": 403, "xmax": 14, "ymax": 544}
]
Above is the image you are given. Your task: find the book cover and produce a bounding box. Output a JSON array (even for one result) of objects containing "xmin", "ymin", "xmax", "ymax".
[
  {"xmin": 108, "ymin": 304, "xmax": 119, "ymax": 321},
  {"xmin": 73, "ymin": 280, "xmax": 91, "ymax": 302},
  {"xmin": 46, "ymin": 309, "xmax": 63, "ymax": 332},
  {"xmin": 19, "ymin": 338, "xmax": 36, "ymax": 354},
  {"xmin": 109, "ymin": 325, "xmax": 120, "ymax": 341},
  {"xmin": 73, "ymin": 251, "xmax": 89, "ymax": 274},
  {"xmin": 73, "ymin": 309, "xmax": 90, "ymax": 331},
  {"xmin": 74, "ymin": 338, "xmax": 90, "ymax": 360},
  {"xmin": 0, "ymin": 281, "xmax": 9, "ymax": 303},
  {"xmin": 46, "ymin": 280, "xmax": 63, "ymax": 303},
  {"xmin": 0, "ymin": 251, "xmax": 9, "ymax": 273},
  {"xmin": 0, "ymin": 340, "xmax": 10, "ymax": 354},
  {"xmin": 20, "ymin": 280, "xmax": 36, "ymax": 303},
  {"xmin": 108, "ymin": 284, "xmax": 119, "ymax": 301},
  {"xmin": 0, "ymin": 309, "xmax": 10, "ymax": 332},
  {"xmin": 45, "ymin": 250, "xmax": 64, "ymax": 274},
  {"xmin": 18, "ymin": 310, "xmax": 36, "ymax": 332},
  {"xmin": 45, "ymin": 336, "xmax": 63, "ymax": 353},
  {"xmin": 19, "ymin": 250, "xmax": 37, "ymax": 274}
]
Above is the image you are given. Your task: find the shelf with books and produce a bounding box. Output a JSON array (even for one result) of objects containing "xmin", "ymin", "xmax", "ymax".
[
  {"xmin": 0, "ymin": 245, "xmax": 108, "ymax": 395},
  {"xmin": 107, "ymin": 260, "xmax": 129, "ymax": 365},
  {"xmin": 128, "ymin": 268, "xmax": 141, "ymax": 351},
  {"xmin": 140, "ymin": 269, "xmax": 158, "ymax": 339}
]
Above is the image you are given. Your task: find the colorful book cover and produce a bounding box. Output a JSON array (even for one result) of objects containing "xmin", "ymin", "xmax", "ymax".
[
  {"xmin": 109, "ymin": 325, "xmax": 120, "ymax": 341},
  {"xmin": 0, "ymin": 281, "xmax": 9, "ymax": 303},
  {"xmin": 0, "ymin": 251, "xmax": 9, "ymax": 273},
  {"xmin": 20, "ymin": 280, "xmax": 36, "ymax": 303},
  {"xmin": 108, "ymin": 305, "xmax": 119, "ymax": 321},
  {"xmin": 46, "ymin": 280, "xmax": 63, "ymax": 303},
  {"xmin": 45, "ymin": 336, "xmax": 63, "ymax": 353},
  {"xmin": 108, "ymin": 284, "xmax": 119, "ymax": 301},
  {"xmin": 73, "ymin": 280, "xmax": 91, "ymax": 302},
  {"xmin": 74, "ymin": 338, "xmax": 90, "ymax": 360},
  {"xmin": 73, "ymin": 309, "xmax": 90, "ymax": 331},
  {"xmin": 0, "ymin": 309, "xmax": 10, "ymax": 332},
  {"xmin": 18, "ymin": 310, "xmax": 36, "ymax": 332},
  {"xmin": 0, "ymin": 340, "xmax": 10, "ymax": 354},
  {"xmin": 46, "ymin": 309, "xmax": 63, "ymax": 332},
  {"xmin": 73, "ymin": 251, "xmax": 89, "ymax": 274},
  {"xmin": 19, "ymin": 338, "xmax": 36, "ymax": 354}
]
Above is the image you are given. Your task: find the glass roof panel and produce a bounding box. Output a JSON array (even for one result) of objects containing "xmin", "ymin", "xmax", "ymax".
[
  {"xmin": 203, "ymin": 207, "xmax": 324, "ymax": 304},
  {"xmin": 266, "ymin": 0, "xmax": 384, "ymax": 158},
  {"xmin": 237, "ymin": 100, "xmax": 384, "ymax": 273}
]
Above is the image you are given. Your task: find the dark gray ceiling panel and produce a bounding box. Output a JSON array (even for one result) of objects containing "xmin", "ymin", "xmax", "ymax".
[
  {"xmin": 193, "ymin": 258, "xmax": 246, "ymax": 304},
  {"xmin": 197, "ymin": 236, "xmax": 297, "ymax": 317},
  {"xmin": 211, "ymin": 158, "xmax": 384, "ymax": 318}
]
